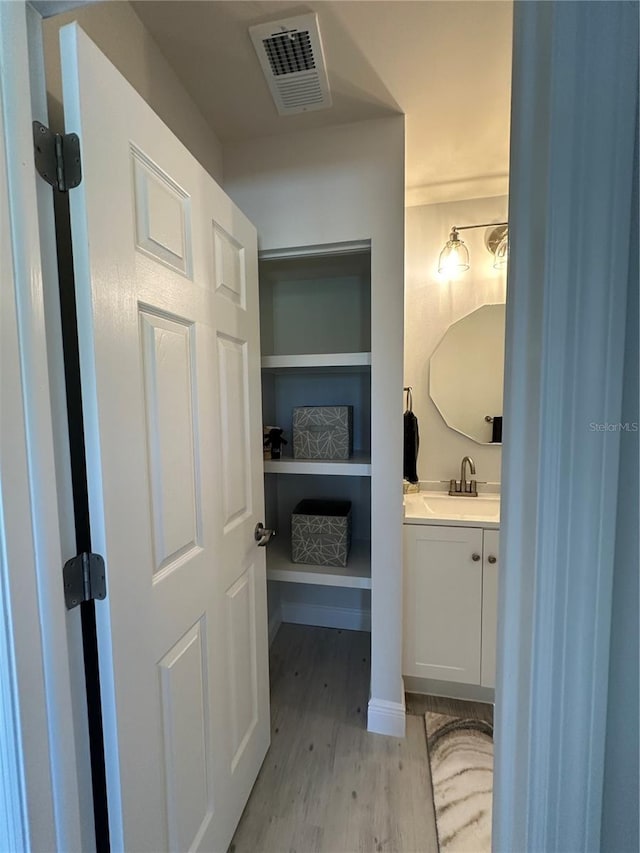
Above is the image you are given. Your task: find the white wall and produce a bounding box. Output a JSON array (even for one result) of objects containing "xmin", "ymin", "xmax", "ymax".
[
  {"xmin": 42, "ymin": 1, "xmax": 224, "ymax": 183},
  {"xmin": 225, "ymin": 116, "xmax": 406, "ymax": 719},
  {"xmin": 405, "ymin": 195, "xmax": 508, "ymax": 487}
]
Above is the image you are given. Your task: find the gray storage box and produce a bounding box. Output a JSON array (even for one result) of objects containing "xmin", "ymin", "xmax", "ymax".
[
  {"xmin": 292, "ymin": 406, "xmax": 353, "ymax": 460},
  {"xmin": 291, "ymin": 500, "xmax": 352, "ymax": 567}
]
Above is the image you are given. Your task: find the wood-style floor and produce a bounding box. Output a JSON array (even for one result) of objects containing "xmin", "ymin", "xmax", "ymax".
[
  {"xmin": 405, "ymin": 692, "xmax": 493, "ymax": 725},
  {"xmin": 229, "ymin": 623, "xmax": 491, "ymax": 853}
]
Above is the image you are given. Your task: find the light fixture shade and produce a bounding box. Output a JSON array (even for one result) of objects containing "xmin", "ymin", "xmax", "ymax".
[
  {"xmin": 438, "ymin": 231, "xmax": 470, "ymax": 275},
  {"xmin": 492, "ymin": 231, "xmax": 508, "ymax": 269}
]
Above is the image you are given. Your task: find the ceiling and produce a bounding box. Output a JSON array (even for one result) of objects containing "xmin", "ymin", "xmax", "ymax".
[
  {"xmin": 132, "ymin": 0, "xmax": 512, "ymax": 200},
  {"xmin": 132, "ymin": 1, "xmax": 513, "ymax": 199}
]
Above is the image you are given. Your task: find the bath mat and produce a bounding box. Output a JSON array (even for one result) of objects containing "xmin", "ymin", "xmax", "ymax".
[{"xmin": 425, "ymin": 711, "xmax": 494, "ymax": 852}]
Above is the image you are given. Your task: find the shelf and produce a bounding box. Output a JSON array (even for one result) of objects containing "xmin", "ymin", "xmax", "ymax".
[
  {"xmin": 263, "ymin": 453, "xmax": 371, "ymax": 476},
  {"xmin": 259, "ymin": 249, "xmax": 371, "ymax": 359},
  {"xmin": 266, "ymin": 538, "xmax": 371, "ymax": 589},
  {"xmin": 261, "ymin": 352, "xmax": 371, "ymax": 371}
]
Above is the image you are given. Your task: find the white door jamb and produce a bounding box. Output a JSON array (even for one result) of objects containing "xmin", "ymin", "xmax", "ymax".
[
  {"xmin": 0, "ymin": 2, "xmax": 84, "ymax": 850},
  {"xmin": 494, "ymin": 3, "xmax": 638, "ymax": 851}
]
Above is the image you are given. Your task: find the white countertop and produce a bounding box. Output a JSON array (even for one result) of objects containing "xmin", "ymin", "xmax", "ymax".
[{"xmin": 403, "ymin": 490, "xmax": 500, "ymax": 529}]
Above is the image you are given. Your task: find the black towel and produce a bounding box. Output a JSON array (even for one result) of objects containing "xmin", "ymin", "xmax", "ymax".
[{"xmin": 403, "ymin": 388, "xmax": 419, "ymax": 483}]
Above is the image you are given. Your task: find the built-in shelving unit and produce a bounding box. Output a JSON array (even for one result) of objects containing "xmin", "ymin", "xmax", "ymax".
[
  {"xmin": 263, "ymin": 453, "xmax": 371, "ymax": 477},
  {"xmin": 260, "ymin": 243, "xmax": 372, "ymax": 592},
  {"xmin": 266, "ymin": 539, "xmax": 372, "ymax": 589},
  {"xmin": 261, "ymin": 352, "xmax": 372, "ymax": 371}
]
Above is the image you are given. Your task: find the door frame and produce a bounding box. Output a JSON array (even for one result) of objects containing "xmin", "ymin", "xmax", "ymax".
[
  {"xmin": 0, "ymin": 2, "xmax": 84, "ymax": 850},
  {"xmin": 3, "ymin": 1, "xmax": 638, "ymax": 850},
  {"xmin": 494, "ymin": 2, "xmax": 638, "ymax": 851}
]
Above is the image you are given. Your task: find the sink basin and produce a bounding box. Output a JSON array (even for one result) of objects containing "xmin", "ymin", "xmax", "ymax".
[
  {"xmin": 404, "ymin": 491, "xmax": 500, "ymax": 525},
  {"xmin": 421, "ymin": 494, "xmax": 500, "ymax": 520}
]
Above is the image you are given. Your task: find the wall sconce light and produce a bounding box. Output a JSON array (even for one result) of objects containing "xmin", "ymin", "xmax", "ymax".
[
  {"xmin": 438, "ymin": 221, "xmax": 508, "ymax": 274},
  {"xmin": 437, "ymin": 227, "xmax": 470, "ymax": 275}
]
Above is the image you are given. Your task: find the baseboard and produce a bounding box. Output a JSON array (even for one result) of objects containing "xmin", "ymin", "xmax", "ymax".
[
  {"xmin": 367, "ymin": 691, "xmax": 407, "ymax": 738},
  {"xmin": 404, "ymin": 675, "xmax": 495, "ymax": 705},
  {"xmin": 279, "ymin": 600, "xmax": 371, "ymax": 632},
  {"xmin": 268, "ymin": 607, "xmax": 282, "ymax": 647}
]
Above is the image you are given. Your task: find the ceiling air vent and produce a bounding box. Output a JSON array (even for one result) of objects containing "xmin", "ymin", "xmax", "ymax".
[{"xmin": 249, "ymin": 13, "xmax": 332, "ymax": 116}]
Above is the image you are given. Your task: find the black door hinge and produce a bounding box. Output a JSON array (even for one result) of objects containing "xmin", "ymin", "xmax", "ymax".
[
  {"xmin": 63, "ymin": 553, "xmax": 106, "ymax": 610},
  {"xmin": 33, "ymin": 121, "xmax": 82, "ymax": 192}
]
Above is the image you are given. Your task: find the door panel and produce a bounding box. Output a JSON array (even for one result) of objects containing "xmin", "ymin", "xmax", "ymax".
[
  {"xmin": 213, "ymin": 222, "xmax": 246, "ymax": 306},
  {"xmin": 217, "ymin": 333, "xmax": 251, "ymax": 529},
  {"xmin": 140, "ymin": 310, "xmax": 200, "ymax": 573},
  {"xmin": 132, "ymin": 146, "xmax": 193, "ymax": 277},
  {"xmin": 226, "ymin": 565, "xmax": 259, "ymax": 771},
  {"xmin": 158, "ymin": 620, "xmax": 211, "ymax": 852},
  {"xmin": 60, "ymin": 23, "xmax": 269, "ymax": 852}
]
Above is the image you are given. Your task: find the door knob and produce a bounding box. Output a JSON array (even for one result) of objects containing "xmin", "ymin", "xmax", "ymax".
[
  {"xmin": 488, "ymin": 555, "xmax": 497, "ymax": 564},
  {"xmin": 254, "ymin": 523, "xmax": 274, "ymax": 547},
  {"xmin": 472, "ymin": 553, "xmax": 481, "ymax": 562}
]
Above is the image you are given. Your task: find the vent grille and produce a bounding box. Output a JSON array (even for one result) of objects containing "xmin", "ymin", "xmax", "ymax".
[
  {"xmin": 263, "ymin": 31, "xmax": 315, "ymax": 76},
  {"xmin": 276, "ymin": 72, "xmax": 324, "ymax": 109},
  {"xmin": 249, "ymin": 13, "xmax": 332, "ymax": 115}
]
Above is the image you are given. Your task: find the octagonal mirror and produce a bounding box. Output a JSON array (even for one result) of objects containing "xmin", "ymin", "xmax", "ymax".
[{"xmin": 429, "ymin": 303, "xmax": 506, "ymax": 444}]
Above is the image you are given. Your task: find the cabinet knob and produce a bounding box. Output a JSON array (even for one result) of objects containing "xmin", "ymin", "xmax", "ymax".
[
  {"xmin": 472, "ymin": 553, "xmax": 481, "ymax": 562},
  {"xmin": 488, "ymin": 555, "xmax": 497, "ymax": 564}
]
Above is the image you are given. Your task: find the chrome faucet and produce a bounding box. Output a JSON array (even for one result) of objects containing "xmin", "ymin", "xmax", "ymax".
[
  {"xmin": 448, "ymin": 456, "xmax": 478, "ymax": 497},
  {"xmin": 460, "ymin": 456, "xmax": 476, "ymax": 490}
]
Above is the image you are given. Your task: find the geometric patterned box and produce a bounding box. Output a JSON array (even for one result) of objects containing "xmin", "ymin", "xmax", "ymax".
[
  {"xmin": 291, "ymin": 500, "xmax": 352, "ymax": 567},
  {"xmin": 292, "ymin": 406, "xmax": 353, "ymax": 460}
]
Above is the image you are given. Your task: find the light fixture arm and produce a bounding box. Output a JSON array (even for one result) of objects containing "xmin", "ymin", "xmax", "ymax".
[
  {"xmin": 452, "ymin": 221, "xmax": 509, "ymax": 256},
  {"xmin": 451, "ymin": 221, "xmax": 508, "ymax": 232}
]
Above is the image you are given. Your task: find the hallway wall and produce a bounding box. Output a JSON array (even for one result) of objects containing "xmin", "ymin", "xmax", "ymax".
[{"xmin": 42, "ymin": 1, "xmax": 224, "ymax": 183}]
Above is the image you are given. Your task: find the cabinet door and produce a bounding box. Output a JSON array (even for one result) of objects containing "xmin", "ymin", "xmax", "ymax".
[
  {"xmin": 481, "ymin": 530, "xmax": 500, "ymax": 688},
  {"xmin": 403, "ymin": 525, "xmax": 483, "ymax": 684}
]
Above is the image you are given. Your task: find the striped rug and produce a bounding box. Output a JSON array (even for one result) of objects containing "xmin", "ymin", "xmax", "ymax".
[{"xmin": 425, "ymin": 711, "xmax": 494, "ymax": 852}]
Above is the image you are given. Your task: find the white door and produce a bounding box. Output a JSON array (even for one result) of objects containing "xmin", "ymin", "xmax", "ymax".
[
  {"xmin": 60, "ymin": 23, "xmax": 269, "ymax": 852},
  {"xmin": 403, "ymin": 524, "xmax": 483, "ymax": 684}
]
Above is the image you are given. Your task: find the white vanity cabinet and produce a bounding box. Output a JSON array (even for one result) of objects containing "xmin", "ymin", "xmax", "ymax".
[{"xmin": 403, "ymin": 522, "xmax": 499, "ymax": 689}]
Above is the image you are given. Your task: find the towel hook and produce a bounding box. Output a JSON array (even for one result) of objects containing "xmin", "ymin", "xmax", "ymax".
[{"xmin": 404, "ymin": 386, "xmax": 413, "ymax": 412}]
